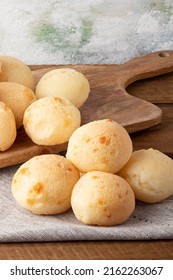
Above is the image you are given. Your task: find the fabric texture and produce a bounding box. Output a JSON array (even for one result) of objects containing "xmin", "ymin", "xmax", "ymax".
[{"xmin": 0, "ymin": 164, "xmax": 172, "ymax": 242}]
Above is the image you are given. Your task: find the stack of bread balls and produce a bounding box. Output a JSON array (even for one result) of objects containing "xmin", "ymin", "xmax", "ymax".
[
  {"xmin": 23, "ymin": 67, "xmax": 90, "ymax": 146},
  {"xmin": 2, "ymin": 55, "xmax": 172, "ymax": 228},
  {"xmin": 0, "ymin": 55, "xmax": 90, "ymax": 150},
  {"xmin": 12, "ymin": 118, "xmax": 173, "ymax": 227},
  {"xmin": 66, "ymin": 119, "xmax": 135, "ymax": 226},
  {"xmin": 12, "ymin": 119, "xmax": 136, "ymax": 226},
  {"xmin": 0, "ymin": 56, "xmax": 36, "ymax": 151},
  {"xmin": 67, "ymin": 122, "xmax": 173, "ymax": 226}
]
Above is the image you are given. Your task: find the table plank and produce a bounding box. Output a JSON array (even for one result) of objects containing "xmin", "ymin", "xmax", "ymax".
[
  {"xmin": 132, "ymin": 104, "xmax": 173, "ymax": 157},
  {"xmin": 127, "ymin": 72, "xmax": 173, "ymax": 103},
  {"xmin": 0, "ymin": 241, "xmax": 173, "ymax": 260}
]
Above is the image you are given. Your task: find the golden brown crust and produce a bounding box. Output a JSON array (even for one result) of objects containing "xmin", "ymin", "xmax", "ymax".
[
  {"xmin": 0, "ymin": 101, "xmax": 16, "ymax": 151},
  {"xmin": 23, "ymin": 97, "xmax": 81, "ymax": 145},
  {"xmin": 119, "ymin": 149, "xmax": 173, "ymax": 203},
  {"xmin": 71, "ymin": 171, "xmax": 135, "ymax": 226},
  {"xmin": 11, "ymin": 154, "xmax": 80, "ymax": 215},
  {"xmin": 66, "ymin": 119, "xmax": 133, "ymax": 173},
  {"xmin": 36, "ymin": 68, "xmax": 90, "ymax": 108},
  {"xmin": 0, "ymin": 82, "xmax": 36, "ymax": 128},
  {"xmin": 0, "ymin": 56, "xmax": 34, "ymax": 90}
]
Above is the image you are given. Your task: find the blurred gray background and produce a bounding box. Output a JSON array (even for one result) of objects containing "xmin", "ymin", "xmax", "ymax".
[{"xmin": 0, "ymin": 0, "xmax": 173, "ymax": 64}]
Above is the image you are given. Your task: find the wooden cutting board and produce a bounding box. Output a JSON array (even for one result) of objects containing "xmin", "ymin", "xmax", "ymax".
[{"xmin": 1, "ymin": 50, "xmax": 173, "ymax": 168}]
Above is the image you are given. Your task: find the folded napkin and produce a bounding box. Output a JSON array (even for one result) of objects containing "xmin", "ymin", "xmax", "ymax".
[{"xmin": 0, "ymin": 164, "xmax": 172, "ymax": 242}]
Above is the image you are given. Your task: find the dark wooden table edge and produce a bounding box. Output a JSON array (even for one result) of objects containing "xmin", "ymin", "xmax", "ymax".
[{"xmin": 0, "ymin": 239, "xmax": 173, "ymax": 260}]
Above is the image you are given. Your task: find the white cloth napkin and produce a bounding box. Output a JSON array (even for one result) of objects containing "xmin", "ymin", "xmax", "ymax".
[{"xmin": 0, "ymin": 164, "xmax": 172, "ymax": 242}]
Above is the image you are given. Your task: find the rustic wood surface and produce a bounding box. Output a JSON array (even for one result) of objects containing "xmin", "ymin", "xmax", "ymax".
[
  {"xmin": 1, "ymin": 50, "xmax": 173, "ymax": 169},
  {"xmin": 0, "ymin": 61, "xmax": 173, "ymax": 260},
  {"xmin": 0, "ymin": 240, "xmax": 173, "ymax": 260}
]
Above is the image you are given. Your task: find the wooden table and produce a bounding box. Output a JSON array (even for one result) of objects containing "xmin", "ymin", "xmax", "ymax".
[{"xmin": 0, "ymin": 69, "xmax": 173, "ymax": 260}]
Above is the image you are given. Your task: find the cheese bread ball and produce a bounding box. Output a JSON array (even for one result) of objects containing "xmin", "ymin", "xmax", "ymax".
[
  {"xmin": 66, "ymin": 119, "xmax": 132, "ymax": 173},
  {"xmin": 0, "ymin": 82, "xmax": 36, "ymax": 128},
  {"xmin": 71, "ymin": 171, "xmax": 135, "ymax": 226},
  {"xmin": 23, "ymin": 97, "xmax": 81, "ymax": 145},
  {"xmin": 36, "ymin": 68, "xmax": 90, "ymax": 108},
  {"xmin": 0, "ymin": 56, "xmax": 34, "ymax": 90},
  {"xmin": 119, "ymin": 148, "xmax": 173, "ymax": 203},
  {"xmin": 0, "ymin": 101, "xmax": 16, "ymax": 151},
  {"xmin": 12, "ymin": 154, "xmax": 80, "ymax": 214}
]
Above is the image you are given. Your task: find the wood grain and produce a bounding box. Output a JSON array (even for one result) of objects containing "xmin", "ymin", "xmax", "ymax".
[
  {"xmin": 127, "ymin": 72, "xmax": 173, "ymax": 103},
  {"xmin": 34, "ymin": 51, "xmax": 173, "ymax": 132},
  {"xmin": 0, "ymin": 127, "xmax": 67, "ymax": 169},
  {"xmin": 132, "ymin": 105, "xmax": 173, "ymax": 157},
  {"xmin": 1, "ymin": 50, "xmax": 173, "ymax": 169},
  {"xmin": 0, "ymin": 240, "xmax": 173, "ymax": 260}
]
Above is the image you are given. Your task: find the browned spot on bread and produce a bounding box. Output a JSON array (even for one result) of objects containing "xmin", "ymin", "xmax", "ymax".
[
  {"xmin": 93, "ymin": 148, "xmax": 99, "ymax": 152},
  {"xmin": 27, "ymin": 198, "xmax": 35, "ymax": 206},
  {"xmin": 86, "ymin": 138, "xmax": 90, "ymax": 143},
  {"xmin": 118, "ymin": 194, "xmax": 122, "ymax": 199},
  {"xmin": 54, "ymin": 97, "xmax": 62, "ymax": 103},
  {"xmin": 23, "ymin": 89, "xmax": 35, "ymax": 101},
  {"xmin": 99, "ymin": 136, "xmax": 106, "ymax": 144},
  {"xmin": 92, "ymin": 175, "xmax": 98, "ymax": 179},
  {"xmin": 32, "ymin": 182, "xmax": 44, "ymax": 194},
  {"xmin": 99, "ymin": 136, "xmax": 110, "ymax": 145},
  {"xmin": 64, "ymin": 118, "xmax": 71, "ymax": 127},
  {"xmin": 97, "ymin": 198, "xmax": 104, "ymax": 206},
  {"xmin": 67, "ymin": 167, "xmax": 72, "ymax": 171},
  {"xmin": 19, "ymin": 167, "xmax": 29, "ymax": 175},
  {"xmin": 102, "ymin": 157, "xmax": 109, "ymax": 164}
]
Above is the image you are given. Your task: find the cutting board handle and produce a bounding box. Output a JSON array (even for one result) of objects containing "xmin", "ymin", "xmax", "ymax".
[{"xmin": 117, "ymin": 50, "xmax": 173, "ymax": 88}]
